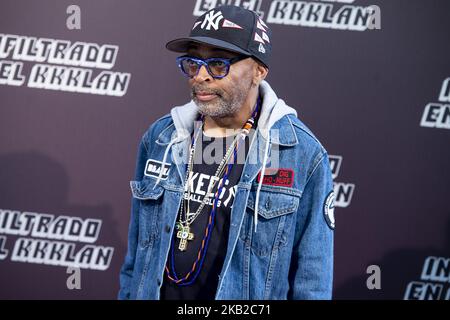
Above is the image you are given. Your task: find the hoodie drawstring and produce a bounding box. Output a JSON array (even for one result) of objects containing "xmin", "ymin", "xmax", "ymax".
[{"xmin": 253, "ymin": 128, "xmax": 270, "ymax": 233}]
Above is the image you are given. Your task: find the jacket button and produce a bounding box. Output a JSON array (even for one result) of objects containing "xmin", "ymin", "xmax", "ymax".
[
  {"xmin": 165, "ymin": 225, "xmax": 171, "ymax": 233},
  {"xmin": 157, "ymin": 279, "xmax": 161, "ymax": 286},
  {"xmin": 265, "ymin": 197, "xmax": 271, "ymax": 210}
]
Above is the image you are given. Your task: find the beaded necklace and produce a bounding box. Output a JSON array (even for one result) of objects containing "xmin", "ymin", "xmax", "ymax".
[{"xmin": 165, "ymin": 97, "xmax": 260, "ymax": 286}]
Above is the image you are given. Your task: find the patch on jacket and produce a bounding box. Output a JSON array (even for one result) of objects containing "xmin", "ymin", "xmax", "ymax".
[
  {"xmin": 144, "ymin": 159, "xmax": 171, "ymax": 180},
  {"xmin": 323, "ymin": 191, "xmax": 335, "ymax": 230},
  {"xmin": 256, "ymin": 168, "xmax": 294, "ymax": 187}
]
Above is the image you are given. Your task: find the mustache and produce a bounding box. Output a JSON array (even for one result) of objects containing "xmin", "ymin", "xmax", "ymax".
[{"xmin": 191, "ymin": 85, "xmax": 222, "ymax": 96}]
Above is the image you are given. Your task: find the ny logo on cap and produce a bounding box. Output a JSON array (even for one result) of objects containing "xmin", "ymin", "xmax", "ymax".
[{"xmin": 200, "ymin": 10, "xmax": 224, "ymax": 30}]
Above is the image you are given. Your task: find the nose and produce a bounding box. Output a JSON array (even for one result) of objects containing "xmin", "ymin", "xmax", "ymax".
[{"xmin": 193, "ymin": 64, "xmax": 212, "ymax": 82}]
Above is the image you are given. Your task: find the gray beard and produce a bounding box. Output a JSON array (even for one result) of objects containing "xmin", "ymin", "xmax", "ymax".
[{"xmin": 191, "ymin": 81, "xmax": 252, "ymax": 118}]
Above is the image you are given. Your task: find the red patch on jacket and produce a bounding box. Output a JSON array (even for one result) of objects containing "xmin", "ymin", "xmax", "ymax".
[{"xmin": 256, "ymin": 168, "xmax": 294, "ymax": 187}]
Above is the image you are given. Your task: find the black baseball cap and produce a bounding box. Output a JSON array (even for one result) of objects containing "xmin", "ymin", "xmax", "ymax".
[{"xmin": 166, "ymin": 5, "xmax": 272, "ymax": 68}]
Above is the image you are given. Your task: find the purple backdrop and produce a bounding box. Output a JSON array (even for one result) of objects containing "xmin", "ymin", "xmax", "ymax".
[{"xmin": 0, "ymin": 0, "xmax": 449, "ymax": 299}]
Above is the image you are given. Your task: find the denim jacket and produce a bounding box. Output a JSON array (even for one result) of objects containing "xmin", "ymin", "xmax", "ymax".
[{"xmin": 119, "ymin": 81, "xmax": 334, "ymax": 300}]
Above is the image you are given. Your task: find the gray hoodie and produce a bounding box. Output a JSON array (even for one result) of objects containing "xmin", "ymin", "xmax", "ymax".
[{"xmin": 152, "ymin": 80, "xmax": 298, "ymax": 231}]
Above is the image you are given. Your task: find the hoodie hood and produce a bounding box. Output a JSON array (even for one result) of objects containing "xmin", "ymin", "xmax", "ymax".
[{"xmin": 154, "ymin": 80, "xmax": 297, "ymax": 231}]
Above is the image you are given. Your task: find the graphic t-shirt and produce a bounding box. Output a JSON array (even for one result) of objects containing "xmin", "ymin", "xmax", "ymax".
[{"xmin": 160, "ymin": 120, "xmax": 257, "ymax": 300}]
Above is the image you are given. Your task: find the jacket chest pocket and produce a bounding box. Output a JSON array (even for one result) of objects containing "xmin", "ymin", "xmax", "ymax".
[
  {"xmin": 130, "ymin": 178, "xmax": 165, "ymax": 248},
  {"xmin": 240, "ymin": 187, "xmax": 300, "ymax": 257}
]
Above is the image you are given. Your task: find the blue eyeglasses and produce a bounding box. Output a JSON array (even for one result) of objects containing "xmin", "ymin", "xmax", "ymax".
[{"xmin": 176, "ymin": 55, "xmax": 249, "ymax": 79}]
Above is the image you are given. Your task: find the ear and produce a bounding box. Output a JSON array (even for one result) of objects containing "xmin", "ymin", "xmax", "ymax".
[{"xmin": 253, "ymin": 61, "xmax": 268, "ymax": 86}]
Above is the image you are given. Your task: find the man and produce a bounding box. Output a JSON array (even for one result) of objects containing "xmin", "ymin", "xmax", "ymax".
[{"xmin": 119, "ymin": 5, "xmax": 335, "ymax": 300}]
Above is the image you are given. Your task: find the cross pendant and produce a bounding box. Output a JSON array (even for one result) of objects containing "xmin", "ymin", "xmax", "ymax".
[{"xmin": 176, "ymin": 225, "xmax": 194, "ymax": 251}]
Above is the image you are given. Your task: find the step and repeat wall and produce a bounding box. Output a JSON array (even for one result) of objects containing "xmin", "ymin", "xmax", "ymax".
[{"xmin": 0, "ymin": 0, "xmax": 449, "ymax": 299}]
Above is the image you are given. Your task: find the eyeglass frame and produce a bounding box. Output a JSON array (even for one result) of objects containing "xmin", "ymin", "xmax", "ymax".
[{"xmin": 176, "ymin": 54, "xmax": 249, "ymax": 79}]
